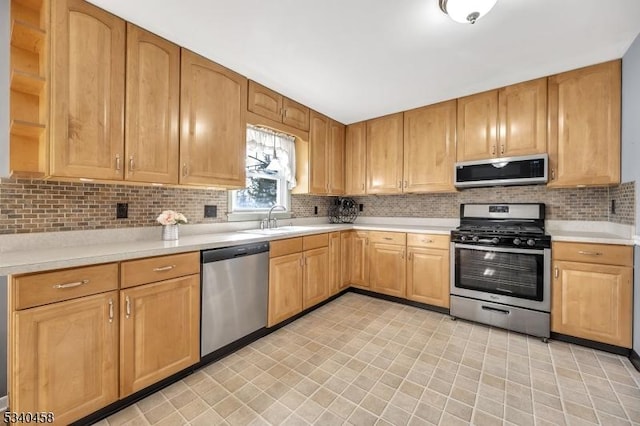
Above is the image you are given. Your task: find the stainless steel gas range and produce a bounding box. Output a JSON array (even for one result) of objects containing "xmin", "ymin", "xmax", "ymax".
[{"xmin": 449, "ymin": 203, "xmax": 551, "ymax": 341}]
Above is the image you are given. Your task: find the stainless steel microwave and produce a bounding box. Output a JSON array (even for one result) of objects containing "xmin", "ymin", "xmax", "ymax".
[{"xmin": 454, "ymin": 154, "xmax": 548, "ymax": 188}]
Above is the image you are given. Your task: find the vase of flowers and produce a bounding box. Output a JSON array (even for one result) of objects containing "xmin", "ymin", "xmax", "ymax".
[{"xmin": 157, "ymin": 210, "xmax": 188, "ymax": 241}]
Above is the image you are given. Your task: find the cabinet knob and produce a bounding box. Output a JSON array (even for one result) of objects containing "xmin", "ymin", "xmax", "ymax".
[{"xmin": 500, "ymin": 145, "xmax": 505, "ymax": 155}]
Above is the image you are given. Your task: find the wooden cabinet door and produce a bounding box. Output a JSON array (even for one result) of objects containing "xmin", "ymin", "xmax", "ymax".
[
  {"xmin": 303, "ymin": 247, "xmax": 329, "ymax": 309},
  {"xmin": 548, "ymin": 60, "xmax": 621, "ymax": 187},
  {"xmin": 406, "ymin": 247, "xmax": 450, "ymax": 308},
  {"xmin": 180, "ymin": 50, "xmax": 247, "ymax": 187},
  {"xmin": 248, "ymin": 80, "xmax": 283, "ymax": 123},
  {"xmin": 282, "ymin": 97, "xmax": 310, "ymax": 131},
  {"xmin": 456, "ymin": 90, "xmax": 498, "ymax": 162},
  {"xmin": 340, "ymin": 231, "xmax": 353, "ymax": 288},
  {"xmin": 120, "ymin": 275, "xmax": 200, "ymax": 397},
  {"xmin": 345, "ymin": 122, "xmax": 367, "ymax": 195},
  {"xmin": 551, "ymin": 260, "xmax": 632, "ymax": 347},
  {"xmin": 309, "ymin": 111, "xmax": 329, "ymax": 194},
  {"xmin": 403, "ymin": 100, "xmax": 456, "ymax": 193},
  {"xmin": 51, "ymin": 0, "xmax": 125, "ymax": 179},
  {"xmin": 498, "ymin": 78, "xmax": 547, "ymax": 157},
  {"xmin": 125, "ymin": 24, "xmax": 180, "ymax": 184},
  {"xmin": 366, "ymin": 113, "xmax": 404, "ymax": 194},
  {"xmin": 369, "ymin": 243, "xmax": 406, "ymax": 298},
  {"xmin": 12, "ymin": 291, "xmax": 119, "ymax": 425},
  {"xmin": 351, "ymin": 231, "xmax": 370, "ymax": 287},
  {"xmin": 328, "ymin": 120, "xmax": 345, "ymax": 195},
  {"xmin": 329, "ymin": 232, "xmax": 341, "ymax": 295},
  {"xmin": 268, "ymin": 253, "xmax": 303, "ymax": 326}
]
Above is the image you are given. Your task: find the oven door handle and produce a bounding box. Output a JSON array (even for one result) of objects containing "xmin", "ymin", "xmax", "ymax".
[
  {"xmin": 453, "ymin": 243, "xmax": 546, "ymax": 255},
  {"xmin": 481, "ymin": 305, "xmax": 511, "ymax": 315}
]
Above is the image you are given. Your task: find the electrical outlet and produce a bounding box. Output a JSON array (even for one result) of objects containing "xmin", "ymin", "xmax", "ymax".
[
  {"xmin": 314, "ymin": 206, "xmax": 318, "ymax": 215},
  {"xmin": 116, "ymin": 203, "xmax": 128, "ymax": 219},
  {"xmin": 204, "ymin": 205, "xmax": 217, "ymax": 218},
  {"xmin": 359, "ymin": 203, "xmax": 364, "ymax": 212}
]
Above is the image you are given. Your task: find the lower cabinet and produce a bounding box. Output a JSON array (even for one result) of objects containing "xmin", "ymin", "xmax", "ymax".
[
  {"xmin": 350, "ymin": 231, "xmax": 370, "ymax": 288},
  {"xmin": 120, "ymin": 275, "xmax": 200, "ymax": 397},
  {"xmin": 369, "ymin": 232, "xmax": 406, "ymax": 297},
  {"xmin": 328, "ymin": 232, "xmax": 341, "ymax": 295},
  {"xmin": 9, "ymin": 252, "xmax": 201, "ymax": 424},
  {"xmin": 268, "ymin": 234, "xmax": 330, "ymax": 327},
  {"xmin": 406, "ymin": 234, "xmax": 450, "ymax": 308},
  {"xmin": 551, "ymin": 242, "xmax": 633, "ymax": 348},
  {"xmin": 11, "ymin": 291, "xmax": 119, "ymax": 425}
]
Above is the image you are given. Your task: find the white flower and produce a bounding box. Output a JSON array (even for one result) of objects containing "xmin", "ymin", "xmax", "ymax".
[{"xmin": 156, "ymin": 210, "xmax": 188, "ymax": 225}]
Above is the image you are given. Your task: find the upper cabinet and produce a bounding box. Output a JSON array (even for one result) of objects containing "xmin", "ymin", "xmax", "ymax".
[
  {"xmin": 248, "ymin": 80, "xmax": 310, "ymax": 131},
  {"xmin": 456, "ymin": 78, "xmax": 546, "ymax": 162},
  {"xmin": 548, "ymin": 60, "xmax": 621, "ymax": 187},
  {"xmin": 308, "ymin": 111, "xmax": 345, "ymax": 195},
  {"xmin": 498, "ymin": 78, "xmax": 547, "ymax": 158},
  {"xmin": 50, "ymin": 0, "xmax": 125, "ymax": 179},
  {"xmin": 404, "ymin": 100, "xmax": 456, "ymax": 193},
  {"xmin": 124, "ymin": 24, "xmax": 180, "ymax": 184},
  {"xmin": 180, "ymin": 50, "xmax": 247, "ymax": 187},
  {"xmin": 366, "ymin": 113, "xmax": 404, "ymax": 194},
  {"xmin": 345, "ymin": 121, "xmax": 367, "ymax": 195}
]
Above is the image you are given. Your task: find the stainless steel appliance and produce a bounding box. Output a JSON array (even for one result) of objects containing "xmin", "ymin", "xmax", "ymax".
[
  {"xmin": 201, "ymin": 242, "xmax": 269, "ymax": 358},
  {"xmin": 454, "ymin": 153, "xmax": 548, "ymax": 188},
  {"xmin": 450, "ymin": 203, "xmax": 551, "ymax": 340}
]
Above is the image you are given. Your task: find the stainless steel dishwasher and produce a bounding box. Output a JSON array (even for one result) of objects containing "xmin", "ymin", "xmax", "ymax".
[{"xmin": 200, "ymin": 242, "xmax": 269, "ymax": 358}]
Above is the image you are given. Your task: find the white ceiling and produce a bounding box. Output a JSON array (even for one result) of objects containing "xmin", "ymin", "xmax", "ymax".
[{"xmin": 89, "ymin": 0, "xmax": 640, "ymax": 125}]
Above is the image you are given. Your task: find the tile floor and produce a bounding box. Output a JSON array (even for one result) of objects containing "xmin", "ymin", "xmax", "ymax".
[{"xmin": 98, "ymin": 293, "xmax": 640, "ymax": 426}]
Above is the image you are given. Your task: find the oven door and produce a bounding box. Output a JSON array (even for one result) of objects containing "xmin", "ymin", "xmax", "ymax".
[{"xmin": 450, "ymin": 243, "xmax": 550, "ymax": 312}]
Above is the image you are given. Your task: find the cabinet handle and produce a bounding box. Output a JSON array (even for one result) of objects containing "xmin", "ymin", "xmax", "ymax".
[
  {"xmin": 578, "ymin": 250, "xmax": 603, "ymax": 256},
  {"xmin": 129, "ymin": 156, "xmax": 135, "ymax": 171},
  {"xmin": 404, "ymin": 180, "xmax": 408, "ymax": 189},
  {"xmin": 182, "ymin": 163, "xmax": 188, "ymax": 177},
  {"xmin": 500, "ymin": 145, "xmax": 505, "ymax": 155},
  {"xmin": 398, "ymin": 180, "xmax": 402, "ymax": 189},
  {"xmin": 115, "ymin": 154, "xmax": 121, "ymax": 171},
  {"xmin": 422, "ymin": 239, "xmax": 434, "ymax": 244},
  {"xmin": 408, "ymin": 252, "xmax": 412, "ymax": 261},
  {"xmin": 554, "ymin": 267, "xmax": 559, "ymax": 278},
  {"xmin": 52, "ymin": 279, "xmax": 89, "ymax": 289},
  {"xmin": 153, "ymin": 265, "xmax": 176, "ymax": 272},
  {"xmin": 383, "ymin": 237, "xmax": 393, "ymax": 241},
  {"xmin": 551, "ymin": 169, "xmax": 555, "ymax": 180},
  {"xmin": 108, "ymin": 299, "xmax": 114, "ymax": 323},
  {"xmin": 125, "ymin": 296, "xmax": 131, "ymax": 319},
  {"xmin": 401, "ymin": 250, "xmax": 405, "ymax": 259},
  {"xmin": 491, "ymin": 145, "xmax": 496, "ymax": 156}
]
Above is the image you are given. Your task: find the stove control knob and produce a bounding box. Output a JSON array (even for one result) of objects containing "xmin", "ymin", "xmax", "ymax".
[
  {"xmin": 491, "ymin": 238, "xmax": 499, "ymax": 245},
  {"xmin": 460, "ymin": 235, "xmax": 467, "ymax": 242},
  {"xmin": 513, "ymin": 238, "xmax": 522, "ymax": 246},
  {"xmin": 472, "ymin": 236, "xmax": 479, "ymax": 242},
  {"xmin": 526, "ymin": 239, "xmax": 536, "ymax": 247}
]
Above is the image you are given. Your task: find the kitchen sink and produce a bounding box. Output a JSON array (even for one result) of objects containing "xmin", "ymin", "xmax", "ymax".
[{"xmin": 240, "ymin": 226, "xmax": 317, "ymax": 235}]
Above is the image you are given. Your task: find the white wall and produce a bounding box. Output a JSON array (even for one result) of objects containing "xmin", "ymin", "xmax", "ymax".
[
  {"xmin": 0, "ymin": 0, "xmax": 10, "ymax": 177},
  {"xmin": 621, "ymin": 33, "xmax": 640, "ymax": 354}
]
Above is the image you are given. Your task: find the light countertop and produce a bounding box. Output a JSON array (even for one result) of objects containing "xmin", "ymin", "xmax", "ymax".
[{"xmin": 0, "ymin": 219, "xmax": 634, "ymax": 276}]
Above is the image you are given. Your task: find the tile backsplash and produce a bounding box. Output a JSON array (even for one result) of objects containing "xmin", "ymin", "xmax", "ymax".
[{"xmin": 0, "ymin": 178, "xmax": 634, "ymax": 234}]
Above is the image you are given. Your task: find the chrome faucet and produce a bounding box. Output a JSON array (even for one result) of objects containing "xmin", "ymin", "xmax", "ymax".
[{"xmin": 263, "ymin": 204, "xmax": 286, "ymax": 229}]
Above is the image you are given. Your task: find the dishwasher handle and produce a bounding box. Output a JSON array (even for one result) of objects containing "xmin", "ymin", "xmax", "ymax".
[{"xmin": 202, "ymin": 242, "xmax": 270, "ymax": 263}]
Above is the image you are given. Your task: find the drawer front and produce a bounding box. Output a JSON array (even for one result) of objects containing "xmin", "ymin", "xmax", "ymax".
[
  {"xmin": 270, "ymin": 237, "xmax": 303, "ymax": 258},
  {"xmin": 303, "ymin": 233, "xmax": 329, "ymax": 251},
  {"xmin": 121, "ymin": 252, "xmax": 200, "ymax": 289},
  {"xmin": 407, "ymin": 233, "xmax": 450, "ymax": 250},
  {"xmin": 368, "ymin": 231, "xmax": 406, "ymax": 245},
  {"xmin": 13, "ymin": 263, "xmax": 119, "ymax": 310},
  {"xmin": 552, "ymin": 242, "xmax": 633, "ymax": 266}
]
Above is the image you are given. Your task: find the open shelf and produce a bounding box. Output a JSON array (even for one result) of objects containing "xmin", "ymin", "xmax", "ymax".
[
  {"xmin": 10, "ymin": 119, "xmax": 46, "ymax": 138},
  {"xmin": 10, "ymin": 69, "xmax": 45, "ymax": 96},
  {"xmin": 11, "ymin": 20, "xmax": 45, "ymax": 53}
]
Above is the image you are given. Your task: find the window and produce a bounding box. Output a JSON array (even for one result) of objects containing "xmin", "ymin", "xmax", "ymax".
[{"xmin": 228, "ymin": 126, "xmax": 296, "ymax": 219}]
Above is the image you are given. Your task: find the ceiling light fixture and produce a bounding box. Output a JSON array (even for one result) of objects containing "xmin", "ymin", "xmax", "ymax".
[{"xmin": 439, "ymin": 0, "xmax": 497, "ymax": 24}]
